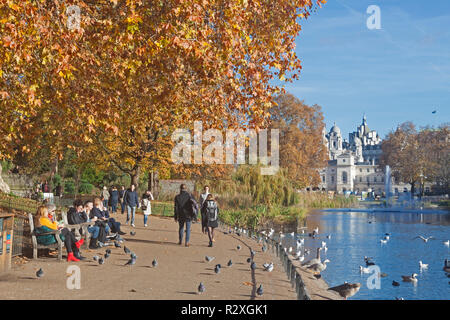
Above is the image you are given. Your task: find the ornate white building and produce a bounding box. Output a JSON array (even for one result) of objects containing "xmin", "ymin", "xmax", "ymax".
[{"xmin": 318, "ymin": 116, "xmax": 409, "ymax": 195}]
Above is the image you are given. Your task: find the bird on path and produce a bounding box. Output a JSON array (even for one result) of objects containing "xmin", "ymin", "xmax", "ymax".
[
  {"xmin": 198, "ymin": 282, "xmax": 205, "ymax": 294},
  {"xmin": 152, "ymin": 259, "xmax": 158, "ymax": 268},
  {"xmin": 262, "ymin": 246, "xmax": 267, "ymax": 253},
  {"xmin": 105, "ymin": 249, "xmax": 112, "ymax": 254},
  {"xmin": 263, "ymin": 262, "xmax": 274, "ymax": 272},
  {"xmin": 205, "ymin": 256, "xmax": 215, "ymax": 262},
  {"xmin": 328, "ymin": 282, "xmax": 361, "ymax": 300},
  {"xmin": 130, "ymin": 231, "xmax": 136, "ymax": 236},
  {"xmin": 125, "ymin": 257, "xmax": 136, "ymax": 266},
  {"xmin": 124, "ymin": 246, "xmax": 131, "ymax": 254},
  {"xmin": 250, "ymin": 249, "xmax": 256, "ymax": 259},
  {"xmin": 130, "ymin": 253, "xmax": 137, "ymax": 259},
  {"xmin": 227, "ymin": 259, "xmax": 233, "ymax": 267},
  {"xmin": 114, "ymin": 241, "xmax": 121, "ymax": 248},
  {"xmin": 104, "ymin": 252, "xmax": 110, "ymax": 259},
  {"xmin": 250, "ymin": 262, "xmax": 257, "ymax": 270},
  {"xmin": 98, "ymin": 257, "xmax": 105, "ymax": 265},
  {"xmin": 214, "ymin": 265, "xmax": 221, "ymax": 274},
  {"xmin": 237, "ymin": 245, "xmax": 241, "ymax": 251},
  {"xmin": 413, "ymin": 236, "xmax": 434, "ymax": 243},
  {"xmin": 36, "ymin": 268, "xmax": 44, "ymax": 278},
  {"xmin": 247, "ymin": 258, "xmax": 252, "ymax": 263},
  {"xmin": 256, "ymin": 284, "xmax": 263, "ymax": 296},
  {"xmin": 93, "ymin": 256, "xmax": 99, "ymax": 262}
]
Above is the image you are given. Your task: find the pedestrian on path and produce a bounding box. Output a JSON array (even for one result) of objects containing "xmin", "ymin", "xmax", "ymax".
[
  {"xmin": 124, "ymin": 184, "xmax": 139, "ymax": 227},
  {"xmin": 174, "ymin": 184, "xmax": 198, "ymax": 247},
  {"xmin": 101, "ymin": 186, "xmax": 110, "ymax": 209},
  {"xmin": 198, "ymin": 186, "xmax": 210, "ymax": 222},
  {"xmin": 201, "ymin": 194, "xmax": 219, "ymax": 247},
  {"xmin": 141, "ymin": 190, "xmax": 154, "ymax": 227},
  {"xmin": 109, "ymin": 186, "xmax": 119, "ymax": 214},
  {"xmin": 119, "ymin": 185, "xmax": 126, "ymax": 214}
]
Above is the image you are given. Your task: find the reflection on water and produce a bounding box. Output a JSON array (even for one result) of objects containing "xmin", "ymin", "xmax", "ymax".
[{"xmin": 277, "ymin": 209, "xmax": 450, "ymax": 300}]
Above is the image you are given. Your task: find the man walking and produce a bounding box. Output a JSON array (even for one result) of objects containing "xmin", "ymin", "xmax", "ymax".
[
  {"xmin": 124, "ymin": 184, "xmax": 139, "ymax": 227},
  {"xmin": 174, "ymin": 184, "xmax": 198, "ymax": 247},
  {"xmin": 119, "ymin": 185, "xmax": 126, "ymax": 214}
]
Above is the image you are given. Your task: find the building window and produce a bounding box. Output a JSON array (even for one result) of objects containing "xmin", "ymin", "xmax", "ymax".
[
  {"xmin": 322, "ymin": 176, "xmax": 325, "ymax": 183},
  {"xmin": 360, "ymin": 168, "xmax": 362, "ymax": 172},
  {"xmin": 366, "ymin": 177, "xmax": 370, "ymax": 182},
  {"xmin": 342, "ymin": 171, "xmax": 348, "ymax": 184},
  {"xmin": 359, "ymin": 177, "xmax": 362, "ymax": 182},
  {"xmin": 374, "ymin": 177, "xmax": 377, "ymax": 182},
  {"xmin": 331, "ymin": 176, "xmax": 335, "ymax": 183},
  {"xmin": 343, "ymin": 159, "xmax": 346, "ymax": 163},
  {"xmin": 367, "ymin": 168, "xmax": 370, "ymax": 172},
  {"xmin": 381, "ymin": 177, "xmax": 384, "ymax": 182}
]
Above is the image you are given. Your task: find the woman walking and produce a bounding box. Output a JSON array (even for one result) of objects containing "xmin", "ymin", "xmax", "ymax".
[
  {"xmin": 141, "ymin": 190, "xmax": 154, "ymax": 227},
  {"xmin": 34, "ymin": 206, "xmax": 85, "ymax": 261},
  {"xmin": 201, "ymin": 194, "xmax": 219, "ymax": 247}
]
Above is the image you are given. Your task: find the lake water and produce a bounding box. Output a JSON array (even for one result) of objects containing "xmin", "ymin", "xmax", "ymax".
[{"xmin": 280, "ymin": 209, "xmax": 450, "ymax": 300}]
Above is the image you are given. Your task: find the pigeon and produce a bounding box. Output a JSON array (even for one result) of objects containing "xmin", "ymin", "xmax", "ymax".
[
  {"xmin": 214, "ymin": 265, "xmax": 221, "ymax": 274},
  {"xmin": 104, "ymin": 252, "xmax": 110, "ymax": 259},
  {"xmin": 262, "ymin": 246, "xmax": 267, "ymax": 252},
  {"xmin": 130, "ymin": 253, "xmax": 137, "ymax": 259},
  {"xmin": 125, "ymin": 257, "xmax": 136, "ymax": 266},
  {"xmin": 205, "ymin": 256, "xmax": 215, "ymax": 262},
  {"xmin": 198, "ymin": 282, "xmax": 205, "ymax": 294},
  {"xmin": 93, "ymin": 255, "xmax": 99, "ymax": 262},
  {"xmin": 124, "ymin": 246, "xmax": 131, "ymax": 254},
  {"xmin": 250, "ymin": 262, "xmax": 256, "ymax": 270},
  {"xmin": 392, "ymin": 280, "xmax": 400, "ymax": 287},
  {"xmin": 250, "ymin": 249, "xmax": 256, "ymax": 258},
  {"xmin": 313, "ymin": 274, "xmax": 322, "ymax": 280},
  {"xmin": 227, "ymin": 259, "xmax": 233, "ymax": 267},
  {"xmin": 114, "ymin": 241, "xmax": 121, "ymax": 248},
  {"xmin": 152, "ymin": 259, "xmax": 158, "ymax": 268},
  {"xmin": 237, "ymin": 245, "xmax": 241, "ymax": 250},
  {"xmin": 98, "ymin": 257, "xmax": 105, "ymax": 265},
  {"xmin": 247, "ymin": 258, "xmax": 252, "ymax": 263},
  {"xmin": 105, "ymin": 249, "xmax": 112, "ymax": 254},
  {"xmin": 130, "ymin": 231, "xmax": 136, "ymax": 236},
  {"xmin": 215, "ymin": 264, "xmax": 222, "ymax": 269},
  {"xmin": 263, "ymin": 262, "xmax": 274, "ymax": 272},
  {"xmin": 256, "ymin": 284, "xmax": 263, "ymax": 296},
  {"xmin": 36, "ymin": 268, "xmax": 44, "ymax": 278}
]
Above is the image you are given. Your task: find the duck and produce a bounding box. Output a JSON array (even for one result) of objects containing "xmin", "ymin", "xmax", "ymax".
[
  {"xmin": 380, "ymin": 239, "xmax": 388, "ymax": 244},
  {"xmin": 419, "ymin": 261, "xmax": 428, "ymax": 270},
  {"xmin": 307, "ymin": 259, "xmax": 330, "ymax": 274},
  {"xmin": 444, "ymin": 259, "xmax": 450, "ymax": 272},
  {"xmin": 321, "ymin": 241, "xmax": 327, "ymax": 248},
  {"xmin": 401, "ymin": 273, "xmax": 418, "ymax": 283},
  {"xmin": 328, "ymin": 282, "xmax": 361, "ymax": 300},
  {"xmin": 392, "ymin": 280, "xmax": 400, "ymax": 287},
  {"xmin": 302, "ymin": 247, "xmax": 322, "ymax": 267}
]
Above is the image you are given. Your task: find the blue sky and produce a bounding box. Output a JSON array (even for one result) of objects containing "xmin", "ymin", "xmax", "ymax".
[{"xmin": 282, "ymin": 0, "xmax": 450, "ymax": 139}]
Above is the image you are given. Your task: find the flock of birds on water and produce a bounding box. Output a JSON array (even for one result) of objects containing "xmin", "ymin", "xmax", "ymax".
[{"xmin": 33, "ymin": 223, "xmax": 450, "ymax": 300}]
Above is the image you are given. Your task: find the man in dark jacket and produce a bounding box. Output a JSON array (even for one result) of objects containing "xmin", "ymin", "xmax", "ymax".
[
  {"xmin": 109, "ymin": 186, "xmax": 119, "ymax": 214},
  {"xmin": 124, "ymin": 184, "xmax": 139, "ymax": 227},
  {"xmin": 119, "ymin": 185, "xmax": 126, "ymax": 214},
  {"xmin": 174, "ymin": 184, "xmax": 198, "ymax": 247}
]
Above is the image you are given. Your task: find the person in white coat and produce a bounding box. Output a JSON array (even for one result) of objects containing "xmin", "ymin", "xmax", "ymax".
[{"xmin": 142, "ymin": 190, "xmax": 154, "ymax": 227}]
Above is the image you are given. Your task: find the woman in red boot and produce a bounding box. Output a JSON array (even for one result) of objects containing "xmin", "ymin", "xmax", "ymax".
[{"xmin": 34, "ymin": 206, "xmax": 84, "ymax": 262}]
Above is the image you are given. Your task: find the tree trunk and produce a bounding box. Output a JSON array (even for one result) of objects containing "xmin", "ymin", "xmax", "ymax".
[
  {"xmin": 410, "ymin": 182, "xmax": 415, "ymax": 198},
  {"xmin": 130, "ymin": 165, "xmax": 141, "ymax": 189}
]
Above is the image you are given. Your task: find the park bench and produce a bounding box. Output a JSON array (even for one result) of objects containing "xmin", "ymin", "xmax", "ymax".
[
  {"xmin": 28, "ymin": 213, "xmax": 63, "ymax": 261},
  {"xmin": 61, "ymin": 211, "xmax": 94, "ymax": 249}
]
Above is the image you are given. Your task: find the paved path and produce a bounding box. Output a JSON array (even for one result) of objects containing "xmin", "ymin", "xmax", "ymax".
[{"xmin": 0, "ymin": 213, "xmax": 300, "ymax": 300}]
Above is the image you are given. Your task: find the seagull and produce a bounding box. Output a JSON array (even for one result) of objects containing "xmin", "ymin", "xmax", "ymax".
[
  {"xmin": 130, "ymin": 253, "xmax": 137, "ymax": 259},
  {"xmin": 105, "ymin": 249, "xmax": 112, "ymax": 254},
  {"xmin": 328, "ymin": 282, "xmax": 361, "ymax": 300},
  {"xmin": 256, "ymin": 284, "xmax": 263, "ymax": 296},
  {"xmin": 384, "ymin": 235, "xmax": 390, "ymax": 240},
  {"xmin": 326, "ymin": 235, "xmax": 331, "ymax": 239},
  {"xmin": 205, "ymin": 256, "xmax": 215, "ymax": 262},
  {"xmin": 198, "ymin": 282, "xmax": 205, "ymax": 294},
  {"xmin": 288, "ymin": 232, "xmax": 294, "ymax": 237},
  {"xmin": 297, "ymin": 238, "xmax": 304, "ymax": 248},
  {"xmin": 247, "ymin": 258, "xmax": 252, "ymax": 263},
  {"xmin": 263, "ymin": 262, "xmax": 274, "ymax": 272},
  {"xmin": 323, "ymin": 246, "xmax": 328, "ymax": 253},
  {"xmin": 288, "ymin": 247, "xmax": 293, "ymax": 253},
  {"xmin": 395, "ymin": 297, "xmax": 405, "ymax": 300},
  {"xmin": 313, "ymin": 227, "xmax": 319, "ymax": 235},
  {"xmin": 380, "ymin": 239, "xmax": 388, "ymax": 244},
  {"xmin": 443, "ymin": 240, "xmax": 449, "ymax": 247},
  {"xmin": 401, "ymin": 273, "xmax": 418, "ymax": 283},
  {"xmin": 414, "ymin": 236, "xmax": 434, "ymax": 243},
  {"xmin": 364, "ymin": 256, "xmax": 375, "ymax": 266},
  {"xmin": 321, "ymin": 241, "xmax": 327, "ymax": 248},
  {"xmin": 419, "ymin": 261, "xmax": 428, "ymax": 270},
  {"xmin": 36, "ymin": 268, "xmax": 44, "ymax": 278},
  {"xmin": 152, "ymin": 259, "xmax": 158, "ymax": 268},
  {"xmin": 360, "ymin": 266, "xmax": 371, "ymax": 274}
]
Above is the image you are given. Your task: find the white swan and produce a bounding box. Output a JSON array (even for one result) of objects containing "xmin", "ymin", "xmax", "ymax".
[{"xmin": 419, "ymin": 261, "xmax": 428, "ymax": 270}]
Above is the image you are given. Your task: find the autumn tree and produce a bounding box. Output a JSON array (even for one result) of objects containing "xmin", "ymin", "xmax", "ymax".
[
  {"xmin": 1, "ymin": 0, "xmax": 326, "ymax": 187},
  {"xmin": 269, "ymin": 93, "xmax": 328, "ymax": 188}
]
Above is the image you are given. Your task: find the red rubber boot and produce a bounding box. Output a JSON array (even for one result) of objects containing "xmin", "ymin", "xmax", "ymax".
[
  {"xmin": 67, "ymin": 252, "xmax": 80, "ymax": 262},
  {"xmin": 75, "ymin": 239, "xmax": 84, "ymax": 249}
]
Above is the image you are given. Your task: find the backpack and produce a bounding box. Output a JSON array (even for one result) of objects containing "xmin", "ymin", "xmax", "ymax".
[{"xmin": 205, "ymin": 200, "xmax": 218, "ymax": 222}]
